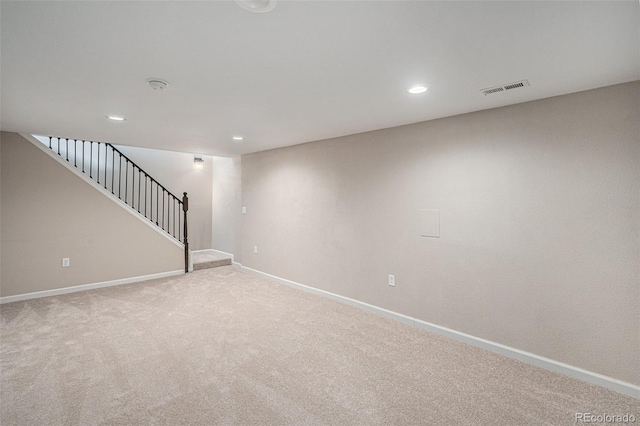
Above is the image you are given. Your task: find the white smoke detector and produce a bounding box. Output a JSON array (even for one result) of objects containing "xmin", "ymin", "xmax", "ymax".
[
  {"xmin": 235, "ymin": 0, "xmax": 277, "ymax": 13},
  {"xmin": 147, "ymin": 79, "xmax": 169, "ymax": 92}
]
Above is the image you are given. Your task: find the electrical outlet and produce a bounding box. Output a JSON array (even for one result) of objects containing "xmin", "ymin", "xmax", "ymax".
[
  {"xmin": 62, "ymin": 258, "xmax": 70, "ymax": 268},
  {"xmin": 254, "ymin": 246, "xmax": 258, "ymax": 254},
  {"xmin": 388, "ymin": 274, "xmax": 395, "ymax": 287},
  {"xmin": 242, "ymin": 206, "xmax": 247, "ymax": 214}
]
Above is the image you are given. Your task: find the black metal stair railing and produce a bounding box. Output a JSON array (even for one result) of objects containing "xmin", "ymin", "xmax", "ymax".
[{"xmin": 47, "ymin": 137, "xmax": 190, "ymax": 273}]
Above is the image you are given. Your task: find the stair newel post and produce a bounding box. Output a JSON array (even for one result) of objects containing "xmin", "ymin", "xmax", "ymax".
[{"xmin": 182, "ymin": 192, "xmax": 189, "ymax": 273}]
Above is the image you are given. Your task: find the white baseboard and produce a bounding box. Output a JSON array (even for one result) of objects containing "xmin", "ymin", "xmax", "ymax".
[
  {"xmin": 0, "ymin": 270, "xmax": 184, "ymax": 304},
  {"xmin": 240, "ymin": 265, "xmax": 640, "ymax": 399},
  {"xmin": 411, "ymin": 318, "xmax": 640, "ymax": 399}
]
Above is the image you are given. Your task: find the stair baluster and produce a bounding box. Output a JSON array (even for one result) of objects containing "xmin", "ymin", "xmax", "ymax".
[{"xmin": 45, "ymin": 136, "xmax": 190, "ymax": 273}]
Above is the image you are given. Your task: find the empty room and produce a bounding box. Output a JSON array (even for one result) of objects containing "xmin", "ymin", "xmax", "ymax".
[{"xmin": 1, "ymin": 1, "xmax": 638, "ymax": 425}]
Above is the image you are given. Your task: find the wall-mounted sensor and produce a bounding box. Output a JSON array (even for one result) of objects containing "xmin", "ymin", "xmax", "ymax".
[{"xmin": 194, "ymin": 157, "xmax": 204, "ymax": 170}]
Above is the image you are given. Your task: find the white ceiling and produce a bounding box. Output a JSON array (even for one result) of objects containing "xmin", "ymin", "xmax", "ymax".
[{"xmin": 2, "ymin": 1, "xmax": 638, "ymax": 157}]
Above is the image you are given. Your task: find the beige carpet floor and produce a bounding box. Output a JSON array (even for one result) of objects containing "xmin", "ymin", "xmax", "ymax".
[{"xmin": 1, "ymin": 266, "xmax": 638, "ymax": 425}]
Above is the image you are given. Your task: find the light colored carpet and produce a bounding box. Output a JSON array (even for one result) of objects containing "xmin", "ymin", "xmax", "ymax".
[{"xmin": 1, "ymin": 266, "xmax": 637, "ymax": 425}]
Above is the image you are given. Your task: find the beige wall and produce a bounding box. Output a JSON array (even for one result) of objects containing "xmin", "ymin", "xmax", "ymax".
[
  {"xmin": 211, "ymin": 156, "xmax": 242, "ymax": 260},
  {"xmin": 0, "ymin": 137, "xmax": 3, "ymax": 291},
  {"xmin": 0, "ymin": 132, "xmax": 184, "ymax": 298},
  {"xmin": 114, "ymin": 145, "xmax": 213, "ymax": 250},
  {"xmin": 240, "ymin": 82, "xmax": 640, "ymax": 385}
]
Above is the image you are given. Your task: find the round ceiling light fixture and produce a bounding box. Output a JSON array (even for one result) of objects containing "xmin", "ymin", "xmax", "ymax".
[
  {"xmin": 234, "ymin": 0, "xmax": 277, "ymax": 13},
  {"xmin": 407, "ymin": 85, "xmax": 428, "ymax": 94},
  {"xmin": 148, "ymin": 78, "xmax": 169, "ymax": 92},
  {"xmin": 232, "ymin": 136, "xmax": 244, "ymax": 141},
  {"xmin": 107, "ymin": 115, "xmax": 126, "ymax": 121}
]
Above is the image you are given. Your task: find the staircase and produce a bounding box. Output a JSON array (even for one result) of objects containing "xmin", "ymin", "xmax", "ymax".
[
  {"xmin": 192, "ymin": 251, "xmax": 232, "ymax": 271},
  {"xmin": 35, "ymin": 136, "xmax": 190, "ymax": 273}
]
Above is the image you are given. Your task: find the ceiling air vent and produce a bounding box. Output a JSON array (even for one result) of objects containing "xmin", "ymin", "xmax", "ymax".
[{"xmin": 480, "ymin": 79, "xmax": 529, "ymax": 96}]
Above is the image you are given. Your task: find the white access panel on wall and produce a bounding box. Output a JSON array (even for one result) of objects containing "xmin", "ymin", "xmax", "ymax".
[{"xmin": 420, "ymin": 209, "xmax": 440, "ymax": 238}]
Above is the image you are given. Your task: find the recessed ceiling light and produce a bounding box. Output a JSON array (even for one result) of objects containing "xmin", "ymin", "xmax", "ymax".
[
  {"xmin": 233, "ymin": 136, "xmax": 244, "ymax": 141},
  {"xmin": 107, "ymin": 115, "xmax": 126, "ymax": 121},
  {"xmin": 407, "ymin": 85, "xmax": 428, "ymax": 94},
  {"xmin": 235, "ymin": 0, "xmax": 277, "ymax": 13}
]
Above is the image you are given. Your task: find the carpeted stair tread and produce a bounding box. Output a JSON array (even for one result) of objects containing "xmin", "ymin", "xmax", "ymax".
[
  {"xmin": 193, "ymin": 258, "xmax": 232, "ymax": 270},
  {"xmin": 192, "ymin": 251, "xmax": 232, "ymax": 271}
]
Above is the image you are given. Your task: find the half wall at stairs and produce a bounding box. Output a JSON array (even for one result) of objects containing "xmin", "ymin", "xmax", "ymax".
[{"xmin": 0, "ymin": 132, "xmax": 184, "ymax": 298}]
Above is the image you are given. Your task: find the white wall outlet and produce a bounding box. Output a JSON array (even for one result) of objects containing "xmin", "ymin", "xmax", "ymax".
[
  {"xmin": 254, "ymin": 245, "xmax": 258, "ymax": 254},
  {"xmin": 242, "ymin": 206, "xmax": 247, "ymax": 214},
  {"xmin": 62, "ymin": 258, "xmax": 70, "ymax": 268},
  {"xmin": 388, "ymin": 274, "xmax": 395, "ymax": 287}
]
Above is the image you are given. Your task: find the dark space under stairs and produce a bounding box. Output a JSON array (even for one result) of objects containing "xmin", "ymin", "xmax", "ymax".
[{"xmin": 192, "ymin": 252, "xmax": 232, "ymax": 271}]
